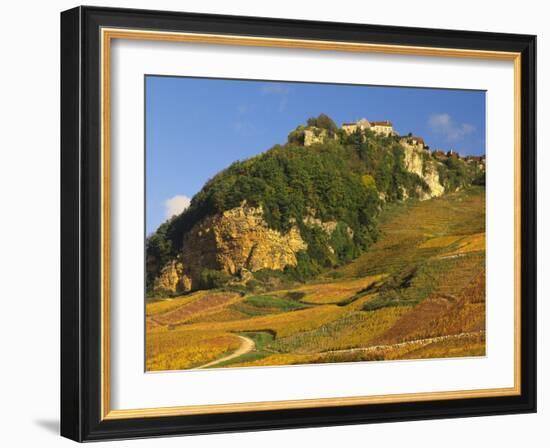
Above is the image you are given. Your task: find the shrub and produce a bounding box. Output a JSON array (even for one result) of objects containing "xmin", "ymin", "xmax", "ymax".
[
  {"xmin": 287, "ymin": 125, "xmax": 305, "ymax": 145},
  {"xmin": 199, "ymin": 269, "xmax": 231, "ymax": 290}
]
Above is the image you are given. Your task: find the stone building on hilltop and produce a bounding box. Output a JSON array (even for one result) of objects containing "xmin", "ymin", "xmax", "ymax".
[
  {"xmin": 302, "ymin": 117, "xmax": 432, "ymax": 148},
  {"xmin": 341, "ymin": 118, "xmax": 371, "ymax": 135},
  {"xmin": 340, "ymin": 118, "xmax": 396, "ymax": 137},
  {"xmin": 410, "ymin": 136, "xmax": 426, "ymax": 148},
  {"xmin": 370, "ymin": 120, "xmax": 396, "ymax": 136},
  {"xmin": 401, "ymin": 135, "xmax": 427, "ymax": 149}
]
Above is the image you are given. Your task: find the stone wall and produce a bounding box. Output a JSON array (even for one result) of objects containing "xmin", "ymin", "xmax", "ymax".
[{"xmin": 304, "ymin": 127, "xmax": 330, "ymax": 146}]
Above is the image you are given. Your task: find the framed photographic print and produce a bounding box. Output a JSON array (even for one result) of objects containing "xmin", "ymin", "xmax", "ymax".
[{"xmin": 60, "ymin": 6, "xmax": 536, "ymax": 442}]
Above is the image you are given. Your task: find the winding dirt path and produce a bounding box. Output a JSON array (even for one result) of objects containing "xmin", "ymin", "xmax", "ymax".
[{"xmin": 194, "ymin": 335, "xmax": 256, "ymax": 369}]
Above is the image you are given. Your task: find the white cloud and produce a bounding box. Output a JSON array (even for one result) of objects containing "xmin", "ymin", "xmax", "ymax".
[
  {"xmin": 261, "ymin": 84, "xmax": 290, "ymax": 95},
  {"xmin": 261, "ymin": 83, "xmax": 290, "ymax": 112},
  {"xmin": 428, "ymin": 113, "xmax": 475, "ymax": 142},
  {"xmin": 164, "ymin": 195, "xmax": 191, "ymax": 219},
  {"xmin": 278, "ymin": 96, "xmax": 288, "ymax": 112}
]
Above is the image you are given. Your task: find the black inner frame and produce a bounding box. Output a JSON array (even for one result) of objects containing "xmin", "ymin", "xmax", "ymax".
[{"xmin": 60, "ymin": 6, "xmax": 536, "ymax": 442}]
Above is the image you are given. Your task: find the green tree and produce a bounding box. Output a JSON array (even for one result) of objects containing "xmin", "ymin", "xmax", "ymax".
[{"xmin": 306, "ymin": 113, "xmax": 338, "ymax": 133}]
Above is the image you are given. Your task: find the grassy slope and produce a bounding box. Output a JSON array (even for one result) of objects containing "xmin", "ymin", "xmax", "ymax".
[{"xmin": 146, "ymin": 187, "xmax": 485, "ymax": 371}]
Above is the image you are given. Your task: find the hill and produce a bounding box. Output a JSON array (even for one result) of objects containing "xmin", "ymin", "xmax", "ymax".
[{"xmin": 146, "ymin": 113, "xmax": 485, "ymax": 296}]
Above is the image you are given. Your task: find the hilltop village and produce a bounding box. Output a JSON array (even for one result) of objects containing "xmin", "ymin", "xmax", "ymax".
[{"xmin": 303, "ymin": 117, "xmax": 485, "ymax": 169}]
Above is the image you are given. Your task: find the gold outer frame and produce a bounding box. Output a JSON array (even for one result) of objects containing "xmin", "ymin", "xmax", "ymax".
[{"xmin": 100, "ymin": 28, "xmax": 522, "ymax": 421}]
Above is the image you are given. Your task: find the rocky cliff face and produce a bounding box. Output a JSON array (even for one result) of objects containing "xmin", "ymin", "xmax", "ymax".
[
  {"xmin": 401, "ymin": 142, "xmax": 425, "ymax": 177},
  {"xmin": 153, "ymin": 260, "xmax": 192, "ymax": 295},
  {"xmin": 153, "ymin": 203, "xmax": 307, "ymax": 294},
  {"xmin": 422, "ymin": 162, "xmax": 445, "ymax": 199},
  {"xmin": 303, "ymin": 127, "xmax": 338, "ymax": 146},
  {"xmin": 401, "ymin": 142, "xmax": 444, "ymax": 200}
]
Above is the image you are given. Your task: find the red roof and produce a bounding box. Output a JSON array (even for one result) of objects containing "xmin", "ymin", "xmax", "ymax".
[{"xmin": 371, "ymin": 120, "xmax": 392, "ymax": 126}]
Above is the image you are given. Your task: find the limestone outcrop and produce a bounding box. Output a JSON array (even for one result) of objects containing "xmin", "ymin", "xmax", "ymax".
[
  {"xmin": 153, "ymin": 260, "xmax": 192, "ymax": 295},
  {"xmin": 169, "ymin": 203, "xmax": 307, "ymax": 290},
  {"xmin": 421, "ymin": 162, "xmax": 445, "ymax": 199},
  {"xmin": 401, "ymin": 141, "xmax": 425, "ymax": 177},
  {"xmin": 401, "ymin": 141, "xmax": 444, "ymax": 200},
  {"xmin": 303, "ymin": 127, "xmax": 338, "ymax": 146}
]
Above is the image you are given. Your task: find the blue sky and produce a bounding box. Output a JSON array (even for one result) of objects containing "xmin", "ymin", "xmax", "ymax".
[{"xmin": 146, "ymin": 76, "xmax": 486, "ymax": 234}]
